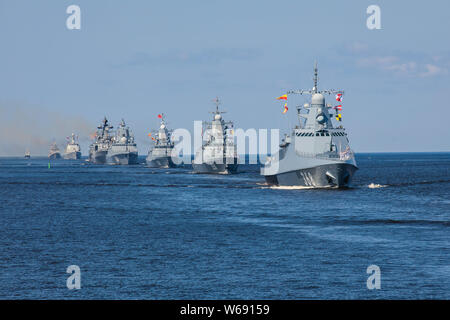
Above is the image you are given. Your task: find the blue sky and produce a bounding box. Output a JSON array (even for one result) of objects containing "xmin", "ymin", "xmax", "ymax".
[{"xmin": 0, "ymin": 0, "xmax": 449, "ymax": 155}]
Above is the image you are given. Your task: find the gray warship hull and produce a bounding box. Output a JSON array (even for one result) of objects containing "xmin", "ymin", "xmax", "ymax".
[
  {"xmin": 264, "ymin": 163, "xmax": 358, "ymax": 188},
  {"xmin": 262, "ymin": 63, "xmax": 358, "ymax": 188},
  {"xmin": 89, "ymin": 150, "xmax": 108, "ymax": 164},
  {"xmin": 146, "ymin": 156, "xmax": 177, "ymax": 168},
  {"xmin": 107, "ymin": 152, "xmax": 138, "ymax": 165},
  {"xmin": 63, "ymin": 151, "xmax": 81, "ymax": 160},
  {"xmin": 48, "ymin": 153, "xmax": 61, "ymax": 159},
  {"xmin": 192, "ymin": 162, "xmax": 238, "ymax": 174}
]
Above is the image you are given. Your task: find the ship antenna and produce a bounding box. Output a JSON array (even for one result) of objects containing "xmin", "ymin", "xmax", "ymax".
[
  {"xmin": 214, "ymin": 96, "xmax": 220, "ymax": 113},
  {"xmin": 210, "ymin": 97, "xmax": 225, "ymax": 114},
  {"xmin": 286, "ymin": 61, "xmax": 343, "ymax": 97},
  {"xmin": 313, "ymin": 61, "xmax": 318, "ymax": 93}
]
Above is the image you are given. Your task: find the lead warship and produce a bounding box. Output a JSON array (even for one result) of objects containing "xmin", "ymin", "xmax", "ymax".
[
  {"xmin": 192, "ymin": 98, "xmax": 238, "ymax": 174},
  {"xmin": 146, "ymin": 114, "xmax": 177, "ymax": 168},
  {"xmin": 107, "ymin": 119, "xmax": 138, "ymax": 165},
  {"xmin": 48, "ymin": 142, "xmax": 61, "ymax": 159},
  {"xmin": 88, "ymin": 117, "xmax": 114, "ymax": 164},
  {"xmin": 261, "ymin": 63, "xmax": 358, "ymax": 188},
  {"xmin": 63, "ymin": 133, "xmax": 81, "ymax": 160}
]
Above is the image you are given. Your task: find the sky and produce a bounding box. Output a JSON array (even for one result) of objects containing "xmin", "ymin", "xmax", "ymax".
[{"xmin": 0, "ymin": 0, "xmax": 449, "ymax": 155}]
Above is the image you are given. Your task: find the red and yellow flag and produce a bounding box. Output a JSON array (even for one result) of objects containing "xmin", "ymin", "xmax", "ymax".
[
  {"xmin": 276, "ymin": 94, "xmax": 288, "ymax": 100},
  {"xmin": 282, "ymin": 103, "xmax": 288, "ymax": 114}
]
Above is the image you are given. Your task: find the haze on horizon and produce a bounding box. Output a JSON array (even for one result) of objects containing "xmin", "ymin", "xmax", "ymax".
[{"xmin": 0, "ymin": 0, "xmax": 449, "ymax": 156}]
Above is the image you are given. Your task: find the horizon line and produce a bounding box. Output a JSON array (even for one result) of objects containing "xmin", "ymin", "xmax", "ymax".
[{"xmin": 1, "ymin": 151, "xmax": 450, "ymax": 158}]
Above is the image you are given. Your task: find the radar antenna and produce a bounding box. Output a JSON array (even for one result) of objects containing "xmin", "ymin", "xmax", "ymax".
[
  {"xmin": 286, "ymin": 62, "xmax": 344, "ymax": 96},
  {"xmin": 210, "ymin": 97, "xmax": 226, "ymax": 114},
  {"xmin": 313, "ymin": 61, "xmax": 318, "ymax": 93}
]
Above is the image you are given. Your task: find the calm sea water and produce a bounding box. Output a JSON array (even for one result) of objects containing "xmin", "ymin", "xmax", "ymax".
[{"xmin": 0, "ymin": 153, "xmax": 449, "ymax": 299}]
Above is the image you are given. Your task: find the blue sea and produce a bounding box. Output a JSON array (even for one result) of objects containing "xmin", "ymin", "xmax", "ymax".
[{"xmin": 0, "ymin": 153, "xmax": 449, "ymax": 299}]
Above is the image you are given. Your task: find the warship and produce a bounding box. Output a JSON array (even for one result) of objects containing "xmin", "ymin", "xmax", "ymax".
[
  {"xmin": 88, "ymin": 117, "xmax": 114, "ymax": 164},
  {"xmin": 192, "ymin": 98, "xmax": 238, "ymax": 174},
  {"xmin": 146, "ymin": 114, "xmax": 177, "ymax": 168},
  {"xmin": 24, "ymin": 150, "xmax": 31, "ymax": 159},
  {"xmin": 107, "ymin": 119, "xmax": 138, "ymax": 165},
  {"xmin": 48, "ymin": 142, "xmax": 61, "ymax": 159},
  {"xmin": 261, "ymin": 63, "xmax": 358, "ymax": 188},
  {"xmin": 63, "ymin": 133, "xmax": 81, "ymax": 160}
]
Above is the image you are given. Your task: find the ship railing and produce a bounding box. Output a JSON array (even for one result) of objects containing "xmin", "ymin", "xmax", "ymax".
[
  {"xmin": 295, "ymin": 151, "xmax": 353, "ymax": 161},
  {"xmin": 266, "ymin": 151, "xmax": 350, "ymax": 165}
]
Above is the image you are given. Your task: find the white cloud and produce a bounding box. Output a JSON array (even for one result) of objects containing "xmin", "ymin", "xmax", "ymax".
[
  {"xmin": 419, "ymin": 64, "xmax": 448, "ymax": 77},
  {"xmin": 356, "ymin": 56, "xmax": 447, "ymax": 77},
  {"xmin": 347, "ymin": 42, "xmax": 369, "ymax": 54},
  {"xmin": 345, "ymin": 42, "xmax": 449, "ymax": 78}
]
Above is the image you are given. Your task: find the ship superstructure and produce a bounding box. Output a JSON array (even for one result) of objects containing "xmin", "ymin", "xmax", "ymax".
[
  {"xmin": 146, "ymin": 114, "xmax": 177, "ymax": 168},
  {"xmin": 192, "ymin": 98, "xmax": 238, "ymax": 174},
  {"xmin": 107, "ymin": 119, "xmax": 138, "ymax": 165},
  {"xmin": 261, "ymin": 63, "xmax": 358, "ymax": 187},
  {"xmin": 89, "ymin": 117, "xmax": 114, "ymax": 164},
  {"xmin": 63, "ymin": 133, "xmax": 81, "ymax": 160}
]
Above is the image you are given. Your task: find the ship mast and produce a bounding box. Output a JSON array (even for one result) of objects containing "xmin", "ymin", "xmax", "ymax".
[
  {"xmin": 210, "ymin": 97, "xmax": 226, "ymax": 115},
  {"xmin": 313, "ymin": 61, "xmax": 318, "ymax": 93},
  {"xmin": 160, "ymin": 113, "xmax": 165, "ymax": 125},
  {"xmin": 157, "ymin": 113, "xmax": 168, "ymax": 144},
  {"xmin": 287, "ymin": 62, "xmax": 344, "ymax": 96},
  {"xmin": 214, "ymin": 97, "xmax": 220, "ymax": 113}
]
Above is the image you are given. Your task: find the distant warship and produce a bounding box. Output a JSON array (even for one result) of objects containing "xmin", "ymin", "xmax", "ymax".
[
  {"xmin": 192, "ymin": 98, "xmax": 238, "ymax": 174},
  {"xmin": 48, "ymin": 142, "xmax": 61, "ymax": 159},
  {"xmin": 261, "ymin": 63, "xmax": 358, "ymax": 188},
  {"xmin": 63, "ymin": 133, "xmax": 81, "ymax": 160},
  {"xmin": 24, "ymin": 150, "xmax": 31, "ymax": 159},
  {"xmin": 146, "ymin": 114, "xmax": 177, "ymax": 168},
  {"xmin": 89, "ymin": 117, "xmax": 114, "ymax": 164},
  {"xmin": 107, "ymin": 119, "xmax": 138, "ymax": 165}
]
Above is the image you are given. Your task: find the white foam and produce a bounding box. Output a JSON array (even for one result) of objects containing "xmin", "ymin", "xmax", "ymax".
[
  {"xmin": 368, "ymin": 183, "xmax": 388, "ymax": 189},
  {"xmin": 256, "ymin": 182, "xmax": 326, "ymax": 190},
  {"xmin": 269, "ymin": 185, "xmax": 316, "ymax": 190}
]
